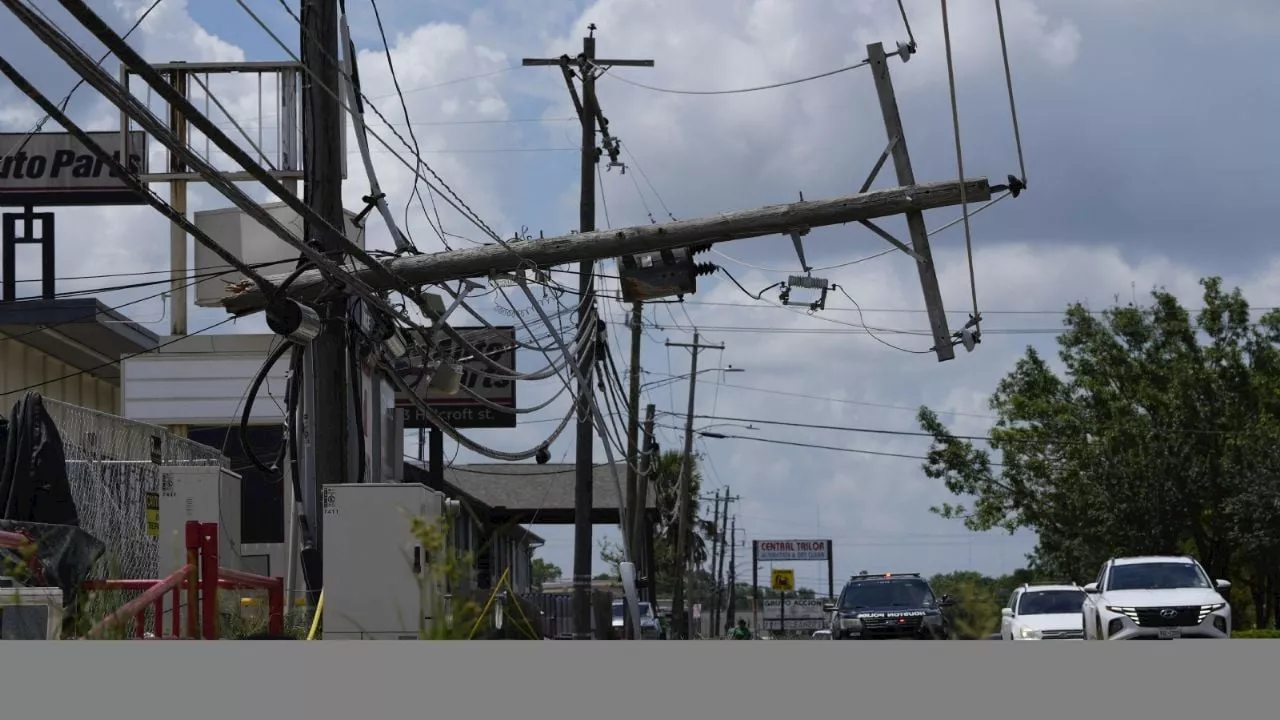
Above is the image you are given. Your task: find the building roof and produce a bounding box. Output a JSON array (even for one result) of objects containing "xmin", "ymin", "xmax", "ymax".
[
  {"xmin": 0, "ymin": 297, "xmax": 157, "ymax": 383},
  {"xmin": 404, "ymin": 461, "xmax": 658, "ymax": 525}
]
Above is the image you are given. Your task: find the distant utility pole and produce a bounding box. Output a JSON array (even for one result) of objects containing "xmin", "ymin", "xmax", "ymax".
[
  {"xmin": 634, "ymin": 402, "xmax": 657, "ymax": 604},
  {"xmin": 666, "ymin": 332, "xmax": 724, "ymax": 638},
  {"xmin": 623, "ymin": 301, "xmax": 644, "ymax": 583},
  {"xmin": 299, "ymin": 0, "xmax": 351, "ymax": 591},
  {"xmin": 712, "ymin": 486, "xmax": 739, "ymax": 637},
  {"xmin": 709, "ymin": 488, "xmax": 722, "ymax": 633},
  {"xmin": 726, "ymin": 514, "xmax": 738, "ymax": 632},
  {"xmin": 522, "ymin": 25, "xmax": 654, "ymax": 641}
]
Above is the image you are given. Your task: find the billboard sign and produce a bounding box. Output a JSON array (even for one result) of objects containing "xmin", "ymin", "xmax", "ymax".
[
  {"xmin": 394, "ymin": 325, "xmax": 517, "ymax": 429},
  {"xmin": 754, "ymin": 539, "xmax": 831, "ymax": 562},
  {"xmin": 0, "ymin": 131, "xmax": 148, "ymax": 207},
  {"xmin": 762, "ymin": 618, "xmax": 826, "ymax": 631},
  {"xmin": 762, "ymin": 598, "xmax": 827, "ymax": 621}
]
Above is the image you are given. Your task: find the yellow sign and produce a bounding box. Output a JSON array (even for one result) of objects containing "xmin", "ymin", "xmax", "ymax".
[
  {"xmin": 145, "ymin": 492, "xmax": 160, "ymax": 537},
  {"xmin": 771, "ymin": 568, "xmax": 795, "ymax": 593}
]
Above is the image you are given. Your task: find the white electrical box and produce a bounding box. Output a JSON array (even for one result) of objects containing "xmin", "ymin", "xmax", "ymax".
[
  {"xmin": 190, "ymin": 202, "xmax": 366, "ymax": 308},
  {"xmin": 322, "ymin": 483, "xmax": 446, "ymax": 639},
  {"xmin": 155, "ymin": 465, "xmax": 243, "ymax": 631},
  {"xmin": 156, "ymin": 465, "xmax": 244, "ymax": 576},
  {"xmin": 0, "ymin": 586, "xmax": 65, "ymax": 640}
]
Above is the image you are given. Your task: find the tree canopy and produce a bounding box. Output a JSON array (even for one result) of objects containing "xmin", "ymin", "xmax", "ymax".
[
  {"xmin": 918, "ymin": 277, "xmax": 1280, "ymax": 628},
  {"xmin": 599, "ymin": 449, "xmax": 718, "ymax": 593}
]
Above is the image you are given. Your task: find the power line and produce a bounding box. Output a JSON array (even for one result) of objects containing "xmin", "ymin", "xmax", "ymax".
[
  {"xmin": 617, "ymin": 321, "xmax": 1237, "ymax": 338},
  {"xmin": 1, "ymin": 0, "xmax": 163, "ymax": 159},
  {"xmin": 1, "ymin": 316, "xmax": 237, "ymax": 399},
  {"xmin": 638, "ymin": 372, "xmax": 998, "ymax": 419},
  {"xmin": 599, "ymin": 58, "xmax": 870, "ymax": 96},
  {"xmin": 692, "ymin": 432, "xmax": 1007, "ymax": 466}
]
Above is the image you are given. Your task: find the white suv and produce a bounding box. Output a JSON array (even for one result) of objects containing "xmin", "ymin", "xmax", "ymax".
[
  {"xmin": 1081, "ymin": 555, "xmax": 1231, "ymax": 640},
  {"xmin": 1001, "ymin": 584, "xmax": 1087, "ymax": 640}
]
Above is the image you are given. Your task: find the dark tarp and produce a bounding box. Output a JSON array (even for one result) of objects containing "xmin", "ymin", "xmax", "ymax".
[
  {"xmin": 0, "ymin": 520, "xmax": 105, "ymax": 605},
  {"xmin": 0, "ymin": 391, "xmax": 80, "ymax": 526},
  {"xmin": 0, "ymin": 393, "xmax": 104, "ymax": 636}
]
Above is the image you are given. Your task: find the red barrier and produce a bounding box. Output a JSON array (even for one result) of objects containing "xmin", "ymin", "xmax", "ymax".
[
  {"xmin": 197, "ymin": 523, "xmax": 285, "ymax": 637},
  {"xmin": 84, "ymin": 564, "xmax": 194, "ymax": 639},
  {"xmin": 0, "ymin": 529, "xmax": 27, "ymax": 549},
  {"xmin": 75, "ymin": 520, "xmax": 286, "ymax": 640}
]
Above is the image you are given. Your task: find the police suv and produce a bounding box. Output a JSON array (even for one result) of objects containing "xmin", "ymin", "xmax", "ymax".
[{"xmin": 824, "ymin": 572, "xmax": 956, "ymax": 640}]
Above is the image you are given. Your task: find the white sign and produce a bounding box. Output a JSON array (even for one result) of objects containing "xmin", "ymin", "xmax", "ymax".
[
  {"xmin": 763, "ymin": 618, "xmax": 826, "ymax": 631},
  {"xmin": 755, "ymin": 539, "xmax": 830, "ymax": 562},
  {"xmin": 0, "ymin": 131, "xmax": 148, "ymax": 207},
  {"xmin": 394, "ymin": 326, "xmax": 517, "ymax": 429},
  {"xmin": 762, "ymin": 598, "xmax": 827, "ymax": 621}
]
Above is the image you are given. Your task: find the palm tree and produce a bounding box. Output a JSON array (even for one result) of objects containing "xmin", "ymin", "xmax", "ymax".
[{"xmin": 650, "ymin": 450, "xmax": 717, "ymax": 588}]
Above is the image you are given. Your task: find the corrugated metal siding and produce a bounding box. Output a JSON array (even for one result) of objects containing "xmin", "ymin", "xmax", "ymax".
[
  {"xmin": 123, "ymin": 350, "xmax": 288, "ymax": 425},
  {"xmin": 0, "ymin": 337, "xmax": 119, "ymax": 413}
]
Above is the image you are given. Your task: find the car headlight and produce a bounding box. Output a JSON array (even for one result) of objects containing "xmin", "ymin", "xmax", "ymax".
[
  {"xmin": 840, "ymin": 617, "xmax": 862, "ymax": 630},
  {"xmin": 1105, "ymin": 606, "xmax": 1139, "ymax": 622},
  {"xmin": 1018, "ymin": 626, "xmax": 1042, "ymax": 639},
  {"xmin": 1198, "ymin": 604, "xmax": 1226, "ymax": 622}
]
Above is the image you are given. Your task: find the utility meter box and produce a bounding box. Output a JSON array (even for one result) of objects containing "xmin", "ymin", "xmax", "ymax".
[
  {"xmin": 155, "ymin": 465, "xmax": 243, "ymax": 629},
  {"xmin": 322, "ymin": 483, "xmax": 447, "ymax": 639},
  {"xmin": 156, "ymin": 465, "xmax": 243, "ymax": 576}
]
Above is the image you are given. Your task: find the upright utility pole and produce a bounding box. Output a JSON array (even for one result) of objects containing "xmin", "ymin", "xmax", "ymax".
[
  {"xmin": 666, "ymin": 333, "xmax": 724, "ymax": 638},
  {"xmin": 726, "ymin": 514, "xmax": 738, "ymax": 632},
  {"xmin": 712, "ymin": 486, "xmax": 738, "ymax": 636},
  {"xmin": 635, "ymin": 402, "xmax": 657, "ymax": 602},
  {"xmin": 522, "ymin": 27, "xmax": 654, "ymax": 640},
  {"xmin": 708, "ymin": 489, "xmax": 722, "ymax": 634},
  {"xmin": 623, "ymin": 301, "xmax": 644, "ymax": 571},
  {"xmin": 300, "ymin": 0, "xmax": 351, "ymax": 582}
]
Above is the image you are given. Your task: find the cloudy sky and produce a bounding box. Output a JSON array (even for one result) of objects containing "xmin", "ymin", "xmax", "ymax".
[{"xmin": 2, "ymin": 0, "xmax": 1277, "ymax": 592}]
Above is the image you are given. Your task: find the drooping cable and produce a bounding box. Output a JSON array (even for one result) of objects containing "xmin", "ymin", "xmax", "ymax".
[
  {"xmin": 0, "ymin": 0, "xmax": 163, "ymax": 159},
  {"xmin": 993, "ymin": 0, "xmax": 1028, "ymax": 186},
  {"xmin": 940, "ymin": 0, "xmax": 981, "ymax": 329}
]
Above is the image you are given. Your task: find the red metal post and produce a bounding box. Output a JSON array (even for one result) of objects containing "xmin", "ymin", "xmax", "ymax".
[
  {"xmin": 267, "ymin": 578, "xmax": 285, "ymax": 635},
  {"xmin": 153, "ymin": 596, "xmax": 164, "ymax": 637},
  {"xmin": 200, "ymin": 522, "xmax": 220, "ymax": 640},
  {"xmin": 185, "ymin": 521, "xmax": 201, "ymax": 639},
  {"xmin": 171, "ymin": 586, "xmax": 181, "ymax": 638}
]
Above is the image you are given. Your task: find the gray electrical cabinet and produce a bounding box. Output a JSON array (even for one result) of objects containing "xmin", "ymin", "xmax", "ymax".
[{"xmin": 321, "ymin": 483, "xmax": 446, "ymax": 639}]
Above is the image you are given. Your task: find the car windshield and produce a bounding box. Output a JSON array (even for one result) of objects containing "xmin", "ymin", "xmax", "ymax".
[
  {"xmin": 839, "ymin": 579, "xmax": 933, "ymax": 609},
  {"xmin": 1108, "ymin": 562, "xmax": 1211, "ymax": 591},
  {"xmin": 1017, "ymin": 590, "xmax": 1085, "ymax": 615}
]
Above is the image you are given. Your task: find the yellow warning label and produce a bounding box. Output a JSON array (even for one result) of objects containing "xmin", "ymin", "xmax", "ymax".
[{"xmin": 145, "ymin": 491, "xmax": 160, "ymax": 537}]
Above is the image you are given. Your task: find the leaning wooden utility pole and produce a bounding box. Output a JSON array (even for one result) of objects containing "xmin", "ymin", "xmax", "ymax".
[
  {"xmin": 221, "ymin": 178, "xmax": 991, "ymax": 315},
  {"xmin": 666, "ymin": 333, "xmax": 723, "ymax": 638},
  {"xmin": 866, "ymin": 41, "xmax": 956, "ymax": 362},
  {"xmin": 522, "ymin": 25, "xmax": 654, "ymax": 640}
]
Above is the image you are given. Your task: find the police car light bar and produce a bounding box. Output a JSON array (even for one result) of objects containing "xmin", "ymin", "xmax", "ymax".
[{"xmin": 853, "ymin": 572, "xmax": 921, "ymax": 579}]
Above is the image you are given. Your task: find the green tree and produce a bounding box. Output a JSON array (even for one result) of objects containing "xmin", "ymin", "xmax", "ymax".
[
  {"xmin": 917, "ymin": 278, "xmax": 1280, "ymax": 628},
  {"xmin": 532, "ymin": 558, "xmax": 562, "ymax": 588},
  {"xmin": 598, "ymin": 450, "xmax": 718, "ymax": 595}
]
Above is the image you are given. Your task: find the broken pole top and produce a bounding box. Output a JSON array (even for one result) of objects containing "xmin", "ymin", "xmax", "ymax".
[{"xmin": 220, "ymin": 177, "xmax": 992, "ymax": 315}]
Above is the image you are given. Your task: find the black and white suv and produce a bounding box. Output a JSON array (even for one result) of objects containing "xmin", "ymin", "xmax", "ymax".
[
  {"xmin": 1081, "ymin": 555, "xmax": 1231, "ymax": 640},
  {"xmin": 824, "ymin": 572, "xmax": 955, "ymax": 640}
]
